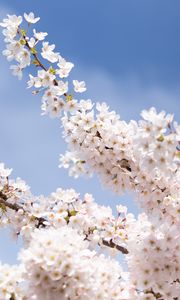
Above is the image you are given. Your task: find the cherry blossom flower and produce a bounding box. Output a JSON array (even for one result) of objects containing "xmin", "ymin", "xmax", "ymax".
[
  {"xmin": 41, "ymin": 42, "xmax": 59, "ymax": 63},
  {"xmin": 57, "ymin": 56, "xmax": 74, "ymax": 78},
  {"xmin": 24, "ymin": 12, "xmax": 40, "ymax": 24},
  {"xmin": 10, "ymin": 64, "xmax": 23, "ymax": 80},
  {"xmin": 0, "ymin": 162, "xmax": 12, "ymax": 178},
  {"xmin": 33, "ymin": 29, "xmax": 48, "ymax": 41},
  {"xmin": 0, "ymin": 14, "xmax": 22, "ymax": 28},
  {"xmin": 73, "ymin": 79, "xmax": 87, "ymax": 93}
]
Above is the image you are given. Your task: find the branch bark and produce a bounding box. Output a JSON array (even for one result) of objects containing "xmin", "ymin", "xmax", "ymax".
[
  {"xmin": 102, "ymin": 239, "xmax": 129, "ymax": 254},
  {"xmin": 0, "ymin": 191, "xmax": 23, "ymax": 211}
]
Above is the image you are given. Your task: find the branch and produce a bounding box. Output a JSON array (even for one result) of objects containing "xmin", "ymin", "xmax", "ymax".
[
  {"xmin": 0, "ymin": 192, "xmax": 23, "ymax": 212},
  {"xmin": 0, "ymin": 188, "xmax": 47, "ymax": 226},
  {"xmin": 25, "ymin": 40, "xmax": 47, "ymax": 72},
  {"xmin": 102, "ymin": 239, "xmax": 129, "ymax": 254},
  {"xmin": 0, "ymin": 193, "xmax": 128, "ymax": 255},
  {"xmin": 24, "ymin": 40, "xmax": 59, "ymax": 87}
]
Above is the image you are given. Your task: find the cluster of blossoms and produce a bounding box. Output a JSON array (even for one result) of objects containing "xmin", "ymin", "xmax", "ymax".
[
  {"xmin": 0, "ymin": 12, "xmax": 180, "ymax": 300},
  {"xmin": 19, "ymin": 227, "xmax": 134, "ymax": 300},
  {"xmin": 127, "ymin": 214, "xmax": 180, "ymax": 300},
  {"xmin": 0, "ymin": 13, "xmax": 86, "ymax": 118},
  {"xmin": 0, "ymin": 167, "xmax": 136, "ymax": 299},
  {"xmin": 0, "ymin": 163, "xmax": 129, "ymax": 252},
  {"xmin": 0, "ymin": 263, "xmax": 24, "ymax": 300},
  {"xmin": 61, "ymin": 104, "xmax": 180, "ymax": 224}
]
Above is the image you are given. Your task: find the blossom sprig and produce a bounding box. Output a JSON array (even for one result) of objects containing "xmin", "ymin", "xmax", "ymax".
[
  {"xmin": 18, "ymin": 227, "xmax": 131, "ymax": 300},
  {"xmin": 24, "ymin": 12, "xmax": 40, "ymax": 24},
  {"xmin": 0, "ymin": 158, "xmax": 179, "ymax": 299},
  {"xmin": 0, "ymin": 162, "xmax": 134, "ymax": 298},
  {"xmin": 0, "ymin": 227, "xmax": 134, "ymax": 300},
  {"xmin": 61, "ymin": 104, "xmax": 180, "ymax": 225},
  {"xmin": 1, "ymin": 13, "xmax": 87, "ymax": 119},
  {"xmin": 0, "ymin": 162, "xmax": 129, "ymax": 255}
]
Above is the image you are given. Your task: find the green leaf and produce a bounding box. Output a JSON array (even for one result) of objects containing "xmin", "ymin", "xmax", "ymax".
[
  {"xmin": 0, "ymin": 203, "xmax": 7, "ymax": 213},
  {"xmin": 65, "ymin": 216, "xmax": 70, "ymax": 223},
  {"xmin": 20, "ymin": 29, "xmax": 26, "ymax": 37},
  {"xmin": 70, "ymin": 210, "xmax": 76, "ymax": 216},
  {"xmin": 30, "ymin": 47, "xmax": 37, "ymax": 55},
  {"xmin": 20, "ymin": 39, "xmax": 26, "ymax": 45},
  {"xmin": 32, "ymin": 59, "xmax": 40, "ymax": 66},
  {"xmin": 157, "ymin": 135, "xmax": 164, "ymax": 142},
  {"xmin": 49, "ymin": 67, "xmax": 56, "ymax": 75},
  {"xmin": 176, "ymin": 151, "xmax": 180, "ymax": 159},
  {"xmin": 65, "ymin": 94, "xmax": 73, "ymax": 102},
  {"xmin": 30, "ymin": 216, "xmax": 37, "ymax": 222}
]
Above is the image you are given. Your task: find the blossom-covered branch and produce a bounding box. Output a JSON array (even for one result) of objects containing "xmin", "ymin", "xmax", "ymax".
[
  {"xmin": 0, "ymin": 12, "xmax": 180, "ymax": 300},
  {"xmin": 0, "ymin": 163, "xmax": 129, "ymax": 251},
  {"xmin": 1, "ymin": 12, "xmax": 179, "ymax": 223}
]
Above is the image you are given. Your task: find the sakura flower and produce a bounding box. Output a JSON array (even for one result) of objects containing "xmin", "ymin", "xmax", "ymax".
[
  {"xmin": 56, "ymin": 80, "xmax": 68, "ymax": 95},
  {"xmin": 10, "ymin": 64, "xmax": 23, "ymax": 80},
  {"xmin": 0, "ymin": 263, "xmax": 24, "ymax": 299},
  {"xmin": 37, "ymin": 69, "xmax": 56, "ymax": 87},
  {"xmin": 46, "ymin": 98, "xmax": 65, "ymax": 118},
  {"xmin": 73, "ymin": 79, "xmax": 86, "ymax": 93},
  {"xmin": 64, "ymin": 99, "xmax": 78, "ymax": 113},
  {"xmin": 56, "ymin": 57, "xmax": 74, "ymax": 78},
  {"xmin": 2, "ymin": 25, "xmax": 18, "ymax": 42},
  {"xmin": 96, "ymin": 101, "xmax": 109, "ymax": 112},
  {"xmin": 11, "ymin": 177, "xmax": 30, "ymax": 192},
  {"xmin": 0, "ymin": 162, "xmax": 12, "ymax": 178},
  {"xmin": 3, "ymin": 41, "xmax": 24, "ymax": 60},
  {"xmin": 17, "ymin": 49, "xmax": 31, "ymax": 68},
  {"xmin": 28, "ymin": 37, "xmax": 36, "ymax": 48},
  {"xmin": 79, "ymin": 99, "xmax": 94, "ymax": 111},
  {"xmin": 27, "ymin": 74, "xmax": 42, "ymax": 89},
  {"xmin": 33, "ymin": 29, "xmax": 48, "ymax": 41},
  {"xmin": 0, "ymin": 14, "xmax": 22, "ymax": 28},
  {"xmin": 116, "ymin": 204, "xmax": 127, "ymax": 214},
  {"xmin": 141, "ymin": 107, "xmax": 173, "ymax": 130},
  {"xmin": 41, "ymin": 42, "xmax": 59, "ymax": 63},
  {"xmin": 42, "ymin": 81, "xmax": 68, "ymax": 100},
  {"xmin": 2, "ymin": 48, "xmax": 14, "ymax": 61},
  {"xmin": 174, "ymin": 121, "xmax": 180, "ymax": 140},
  {"xmin": 24, "ymin": 12, "xmax": 40, "ymax": 24}
]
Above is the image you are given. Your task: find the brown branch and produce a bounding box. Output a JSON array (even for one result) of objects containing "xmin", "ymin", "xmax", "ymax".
[
  {"xmin": 25, "ymin": 40, "xmax": 59, "ymax": 86},
  {"xmin": 9, "ymin": 294, "xmax": 16, "ymax": 300},
  {"xmin": 0, "ymin": 197, "xmax": 21, "ymax": 211},
  {"xmin": 0, "ymin": 193, "xmax": 129, "ymax": 254},
  {"xmin": 0, "ymin": 193, "xmax": 23, "ymax": 212},
  {"xmin": 25, "ymin": 41, "xmax": 47, "ymax": 72},
  {"xmin": 102, "ymin": 239, "xmax": 129, "ymax": 254},
  {"xmin": 0, "ymin": 190, "xmax": 7, "ymax": 200},
  {"xmin": 0, "ymin": 188, "xmax": 47, "ymax": 228}
]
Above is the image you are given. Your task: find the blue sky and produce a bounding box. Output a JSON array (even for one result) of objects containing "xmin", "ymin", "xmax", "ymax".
[{"xmin": 0, "ymin": 1, "xmax": 180, "ymax": 263}]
